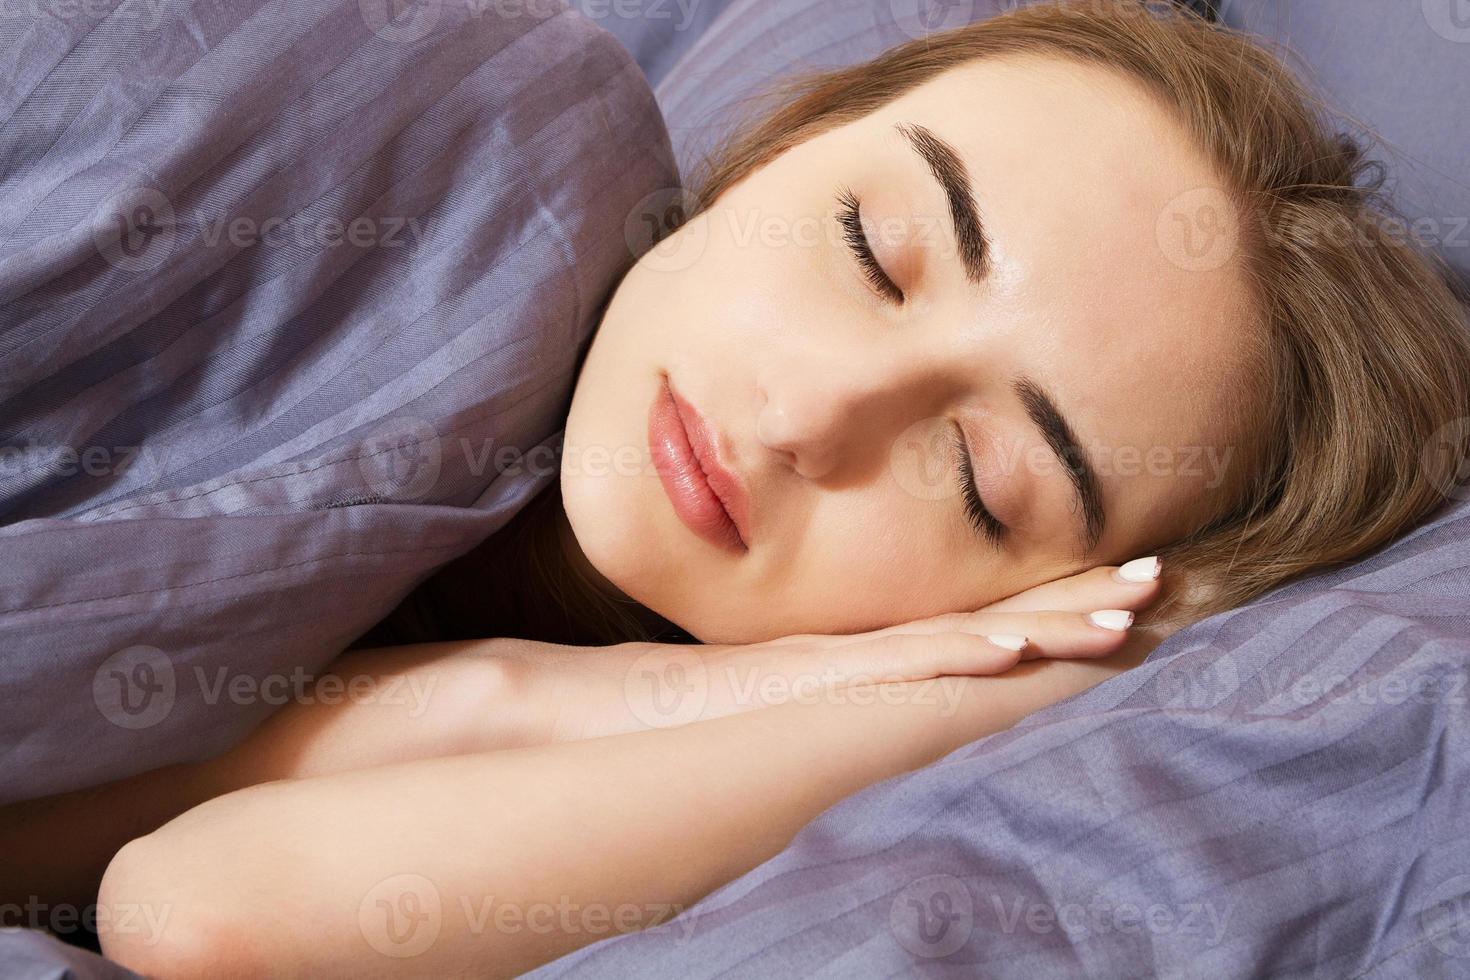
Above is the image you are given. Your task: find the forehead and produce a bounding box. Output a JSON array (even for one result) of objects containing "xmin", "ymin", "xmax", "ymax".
[{"xmin": 874, "ymin": 55, "xmax": 1259, "ymax": 543}]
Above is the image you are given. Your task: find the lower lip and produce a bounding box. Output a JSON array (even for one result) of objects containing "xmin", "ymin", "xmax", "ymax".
[{"xmin": 648, "ymin": 380, "xmax": 746, "ymax": 554}]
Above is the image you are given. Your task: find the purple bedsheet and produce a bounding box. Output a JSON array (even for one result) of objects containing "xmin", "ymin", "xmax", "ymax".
[
  {"xmin": 0, "ymin": 0, "xmax": 676, "ymax": 802},
  {"xmin": 538, "ymin": 497, "xmax": 1470, "ymax": 977},
  {"xmin": 0, "ymin": 0, "xmax": 675, "ymax": 970},
  {"xmin": 537, "ymin": 0, "xmax": 1470, "ymax": 975}
]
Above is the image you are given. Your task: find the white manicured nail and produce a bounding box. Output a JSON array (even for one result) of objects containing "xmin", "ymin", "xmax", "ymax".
[
  {"xmin": 1088, "ymin": 609, "xmax": 1134, "ymax": 631},
  {"xmin": 1113, "ymin": 556, "xmax": 1161, "ymax": 583},
  {"xmin": 986, "ymin": 634, "xmax": 1029, "ymax": 652}
]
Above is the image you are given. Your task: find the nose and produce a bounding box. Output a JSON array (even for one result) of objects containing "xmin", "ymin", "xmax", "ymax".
[{"xmin": 756, "ymin": 355, "xmax": 932, "ymax": 481}]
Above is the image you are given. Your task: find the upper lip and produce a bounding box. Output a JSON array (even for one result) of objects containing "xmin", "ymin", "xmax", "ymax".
[{"xmin": 666, "ymin": 380, "xmax": 752, "ymax": 548}]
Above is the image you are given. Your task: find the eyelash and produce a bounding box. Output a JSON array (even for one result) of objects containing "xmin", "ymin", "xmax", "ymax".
[
  {"xmin": 836, "ymin": 188, "xmax": 904, "ymax": 304},
  {"xmin": 949, "ymin": 424, "xmax": 1007, "ymax": 548}
]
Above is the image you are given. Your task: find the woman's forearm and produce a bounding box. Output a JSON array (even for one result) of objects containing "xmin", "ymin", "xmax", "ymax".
[
  {"xmin": 98, "ymin": 651, "xmax": 1139, "ymax": 978},
  {"xmin": 0, "ymin": 640, "xmax": 521, "ymax": 909}
]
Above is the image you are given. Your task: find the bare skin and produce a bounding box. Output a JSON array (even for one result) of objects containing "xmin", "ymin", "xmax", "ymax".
[{"xmin": 71, "ymin": 562, "xmax": 1167, "ymax": 976}]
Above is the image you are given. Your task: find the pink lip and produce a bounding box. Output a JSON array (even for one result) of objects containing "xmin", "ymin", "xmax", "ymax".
[{"xmin": 648, "ymin": 377, "xmax": 751, "ymax": 553}]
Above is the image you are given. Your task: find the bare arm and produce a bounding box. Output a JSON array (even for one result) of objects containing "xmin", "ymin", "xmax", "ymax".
[
  {"xmin": 5, "ymin": 561, "xmax": 1163, "ymax": 912},
  {"xmin": 98, "ymin": 642, "xmax": 1150, "ymax": 979},
  {"xmin": 0, "ymin": 642, "xmax": 524, "ymax": 909}
]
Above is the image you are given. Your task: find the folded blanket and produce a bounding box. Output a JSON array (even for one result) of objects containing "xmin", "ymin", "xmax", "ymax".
[{"xmin": 0, "ymin": 0, "xmax": 675, "ymax": 805}]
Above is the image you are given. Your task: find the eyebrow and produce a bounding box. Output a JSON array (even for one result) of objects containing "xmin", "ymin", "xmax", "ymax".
[
  {"xmin": 1013, "ymin": 377, "xmax": 1107, "ymax": 553},
  {"xmin": 895, "ymin": 122, "xmax": 990, "ymax": 284}
]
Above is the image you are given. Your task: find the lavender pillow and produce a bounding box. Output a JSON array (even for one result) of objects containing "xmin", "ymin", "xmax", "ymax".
[{"xmin": 1220, "ymin": 0, "xmax": 1470, "ymax": 283}]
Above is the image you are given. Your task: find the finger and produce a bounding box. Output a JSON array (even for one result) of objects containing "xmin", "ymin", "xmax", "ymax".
[
  {"xmin": 982, "ymin": 557, "xmax": 1163, "ymax": 614},
  {"xmin": 866, "ymin": 609, "xmax": 1135, "ymax": 661},
  {"xmin": 863, "ymin": 631, "xmax": 1027, "ymax": 679},
  {"xmin": 716, "ymin": 632, "xmax": 1025, "ymax": 709}
]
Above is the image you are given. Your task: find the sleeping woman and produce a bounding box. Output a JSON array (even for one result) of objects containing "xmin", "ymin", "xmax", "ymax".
[{"xmin": 15, "ymin": 1, "xmax": 1468, "ymax": 975}]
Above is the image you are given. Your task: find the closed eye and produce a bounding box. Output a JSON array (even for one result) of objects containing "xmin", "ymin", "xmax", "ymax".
[
  {"xmin": 836, "ymin": 188, "xmax": 903, "ymax": 304},
  {"xmin": 950, "ymin": 422, "xmax": 1006, "ymax": 548}
]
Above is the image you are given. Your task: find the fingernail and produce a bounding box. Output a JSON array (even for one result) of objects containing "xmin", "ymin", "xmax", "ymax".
[
  {"xmin": 1088, "ymin": 609, "xmax": 1134, "ymax": 631},
  {"xmin": 1113, "ymin": 556, "xmax": 1161, "ymax": 583},
  {"xmin": 986, "ymin": 634, "xmax": 1029, "ymax": 652}
]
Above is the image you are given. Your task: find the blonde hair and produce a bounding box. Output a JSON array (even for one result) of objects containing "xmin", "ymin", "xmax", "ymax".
[{"xmin": 684, "ymin": 0, "xmax": 1470, "ymax": 625}]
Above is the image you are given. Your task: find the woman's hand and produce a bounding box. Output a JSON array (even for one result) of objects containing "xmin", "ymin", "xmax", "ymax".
[{"xmin": 516, "ymin": 556, "xmax": 1164, "ymax": 742}]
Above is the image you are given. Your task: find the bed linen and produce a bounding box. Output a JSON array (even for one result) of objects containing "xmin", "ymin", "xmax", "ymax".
[
  {"xmin": 538, "ymin": 498, "xmax": 1470, "ymax": 977},
  {"xmin": 537, "ymin": 0, "xmax": 1470, "ymax": 975},
  {"xmin": 0, "ymin": 0, "xmax": 675, "ymax": 970}
]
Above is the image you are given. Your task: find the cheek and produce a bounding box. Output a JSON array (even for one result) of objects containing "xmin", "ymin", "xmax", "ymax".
[{"xmin": 771, "ymin": 494, "xmax": 1004, "ymax": 634}]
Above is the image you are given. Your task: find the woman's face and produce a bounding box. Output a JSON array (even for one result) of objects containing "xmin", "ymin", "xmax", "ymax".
[{"xmin": 562, "ymin": 54, "xmax": 1255, "ymax": 643}]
